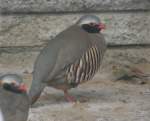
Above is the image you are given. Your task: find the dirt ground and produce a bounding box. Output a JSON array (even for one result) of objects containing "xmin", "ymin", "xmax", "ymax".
[{"xmin": 27, "ymin": 73, "xmax": 150, "ymax": 121}]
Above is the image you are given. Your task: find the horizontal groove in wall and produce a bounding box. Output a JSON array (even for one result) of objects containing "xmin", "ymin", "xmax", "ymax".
[
  {"xmin": 0, "ymin": 45, "xmax": 43, "ymax": 53},
  {"xmin": 0, "ymin": 44, "xmax": 150, "ymax": 53},
  {"xmin": 107, "ymin": 44, "xmax": 150, "ymax": 49},
  {"xmin": 1, "ymin": 9, "xmax": 150, "ymax": 15}
]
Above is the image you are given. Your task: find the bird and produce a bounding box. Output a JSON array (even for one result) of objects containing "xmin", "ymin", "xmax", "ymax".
[
  {"xmin": 29, "ymin": 14, "xmax": 107, "ymax": 104},
  {"xmin": 0, "ymin": 74, "xmax": 29, "ymax": 121}
]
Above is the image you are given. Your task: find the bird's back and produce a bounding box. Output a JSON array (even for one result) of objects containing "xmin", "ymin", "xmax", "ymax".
[{"xmin": 37, "ymin": 26, "xmax": 106, "ymax": 87}]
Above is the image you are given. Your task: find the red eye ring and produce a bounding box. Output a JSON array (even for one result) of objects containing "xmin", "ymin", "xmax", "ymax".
[
  {"xmin": 18, "ymin": 83, "xmax": 27, "ymax": 92},
  {"xmin": 98, "ymin": 23, "xmax": 106, "ymax": 30}
]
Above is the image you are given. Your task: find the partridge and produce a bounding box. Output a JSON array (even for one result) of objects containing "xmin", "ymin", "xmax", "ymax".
[
  {"xmin": 29, "ymin": 14, "xmax": 107, "ymax": 104},
  {"xmin": 0, "ymin": 74, "xmax": 29, "ymax": 121}
]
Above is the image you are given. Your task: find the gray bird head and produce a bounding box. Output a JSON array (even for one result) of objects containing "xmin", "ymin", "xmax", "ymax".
[
  {"xmin": 0, "ymin": 74, "xmax": 27, "ymax": 94},
  {"xmin": 76, "ymin": 14, "xmax": 105, "ymax": 33}
]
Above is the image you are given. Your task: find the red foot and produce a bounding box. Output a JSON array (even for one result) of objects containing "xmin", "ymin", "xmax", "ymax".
[{"xmin": 64, "ymin": 90, "xmax": 76, "ymax": 102}]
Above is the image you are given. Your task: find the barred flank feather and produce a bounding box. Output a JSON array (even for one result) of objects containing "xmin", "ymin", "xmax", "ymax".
[{"xmin": 66, "ymin": 45, "xmax": 104, "ymax": 87}]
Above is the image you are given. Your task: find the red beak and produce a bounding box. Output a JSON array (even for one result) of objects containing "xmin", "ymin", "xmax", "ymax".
[
  {"xmin": 18, "ymin": 83, "xmax": 27, "ymax": 92},
  {"xmin": 98, "ymin": 23, "xmax": 106, "ymax": 30}
]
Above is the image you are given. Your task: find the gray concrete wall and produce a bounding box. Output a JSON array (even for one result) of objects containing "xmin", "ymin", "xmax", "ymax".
[
  {"xmin": 1, "ymin": 0, "xmax": 150, "ymax": 12},
  {"xmin": 0, "ymin": 0, "xmax": 150, "ymax": 79}
]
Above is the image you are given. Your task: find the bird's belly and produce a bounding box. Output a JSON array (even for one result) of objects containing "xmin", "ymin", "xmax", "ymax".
[{"xmin": 48, "ymin": 78, "xmax": 72, "ymax": 90}]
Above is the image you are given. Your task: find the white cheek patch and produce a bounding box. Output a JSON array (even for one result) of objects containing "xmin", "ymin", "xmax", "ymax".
[
  {"xmin": 2, "ymin": 80, "xmax": 17, "ymax": 85},
  {"xmin": 0, "ymin": 109, "xmax": 4, "ymax": 121}
]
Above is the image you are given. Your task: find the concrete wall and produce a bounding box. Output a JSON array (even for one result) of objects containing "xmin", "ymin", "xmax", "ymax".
[{"xmin": 0, "ymin": 0, "xmax": 150, "ymax": 80}]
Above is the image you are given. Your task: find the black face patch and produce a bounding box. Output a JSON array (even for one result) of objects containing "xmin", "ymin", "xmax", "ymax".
[
  {"xmin": 82, "ymin": 24, "xmax": 100, "ymax": 33},
  {"xmin": 3, "ymin": 83, "xmax": 23, "ymax": 94}
]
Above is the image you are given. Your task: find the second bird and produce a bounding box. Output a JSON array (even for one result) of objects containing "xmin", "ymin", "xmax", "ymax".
[{"xmin": 29, "ymin": 14, "xmax": 107, "ymax": 104}]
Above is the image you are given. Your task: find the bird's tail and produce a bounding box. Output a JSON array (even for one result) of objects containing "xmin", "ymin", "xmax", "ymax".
[{"xmin": 28, "ymin": 80, "xmax": 46, "ymax": 105}]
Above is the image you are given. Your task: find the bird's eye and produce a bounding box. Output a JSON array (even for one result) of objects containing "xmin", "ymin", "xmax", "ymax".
[
  {"xmin": 89, "ymin": 23, "xmax": 97, "ymax": 26},
  {"xmin": 90, "ymin": 23, "xmax": 94, "ymax": 25},
  {"xmin": 11, "ymin": 82, "xmax": 16, "ymax": 86}
]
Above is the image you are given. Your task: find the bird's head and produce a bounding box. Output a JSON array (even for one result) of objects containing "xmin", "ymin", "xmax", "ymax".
[
  {"xmin": 0, "ymin": 74, "xmax": 27, "ymax": 94},
  {"xmin": 76, "ymin": 14, "xmax": 106, "ymax": 33}
]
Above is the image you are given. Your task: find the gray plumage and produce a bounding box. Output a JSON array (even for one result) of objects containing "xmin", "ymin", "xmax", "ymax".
[
  {"xmin": 0, "ymin": 74, "xmax": 29, "ymax": 121},
  {"xmin": 0, "ymin": 109, "xmax": 4, "ymax": 121},
  {"xmin": 29, "ymin": 14, "xmax": 106, "ymax": 104}
]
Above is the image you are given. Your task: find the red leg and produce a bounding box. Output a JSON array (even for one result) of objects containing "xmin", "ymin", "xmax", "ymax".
[{"xmin": 64, "ymin": 90, "xmax": 76, "ymax": 102}]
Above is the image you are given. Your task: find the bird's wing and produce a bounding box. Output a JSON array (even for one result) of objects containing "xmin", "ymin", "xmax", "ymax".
[
  {"xmin": 33, "ymin": 25, "xmax": 91, "ymax": 82},
  {"xmin": 30, "ymin": 25, "xmax": 91, "ymax": 104}
]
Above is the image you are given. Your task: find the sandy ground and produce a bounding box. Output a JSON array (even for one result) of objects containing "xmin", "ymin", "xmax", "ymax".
[{"xmin": 26, "ymin": 73, "xmax": 150, "ymax": 121}]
